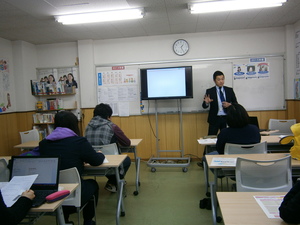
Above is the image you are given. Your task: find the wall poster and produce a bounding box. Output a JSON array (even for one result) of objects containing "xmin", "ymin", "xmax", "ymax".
[
  {"xmin": 96, "ymin": 66, "xmax": 139, "ymax": 116},
  {"xmin": 0, "ymin": 58, "xmax": 11, "ymax": 113}
]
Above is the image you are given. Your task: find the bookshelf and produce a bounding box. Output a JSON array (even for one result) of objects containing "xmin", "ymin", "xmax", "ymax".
[
  {"xmin": 31, "ymin": 81, "xmax": 78, "ymax": 139},
  {"xmin": 32, "ymin": 66, "xmax": 81, "ymax": 139}
]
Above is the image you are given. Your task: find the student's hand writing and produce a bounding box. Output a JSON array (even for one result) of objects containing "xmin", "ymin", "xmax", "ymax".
[
  {"xmin": 204, "ymin": 94, "xmax": 213, "ymax": 104},
  {"xmin": 22, "ymin": 190, "xmax": 35, "ymax": 200}
]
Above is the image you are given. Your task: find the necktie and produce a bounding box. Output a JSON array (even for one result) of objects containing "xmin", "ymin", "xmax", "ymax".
[
  {"xmin": 219, "ymin": 87, "xmax": 226, "ymax": 113},
  {"xmin": 219, "ymin": 87, "xmax": 225, "ymax": 102}
]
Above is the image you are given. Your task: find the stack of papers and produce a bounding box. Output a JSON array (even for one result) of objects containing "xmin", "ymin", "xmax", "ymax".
[
  {"xmin": 210, "ymin": 157, "xmax": 237, "ymax": 166},
  {"xmin": 198, "ymin": 138, "xmax": 217, "ymax": 144},
  {"xmin": 1, "ymin": 174, "xmax": 38, "ymax": 207},
  {"xmin": 254, "ymin": 195, "xmax": 284, "ymax": 219}
]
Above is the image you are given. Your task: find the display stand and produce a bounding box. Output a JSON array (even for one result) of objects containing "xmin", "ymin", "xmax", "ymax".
[{"xmin": 147, "ymin": 99, "xmax": 190, "ymax": 172}]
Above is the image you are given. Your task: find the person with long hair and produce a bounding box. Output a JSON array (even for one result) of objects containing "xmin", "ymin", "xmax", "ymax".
[
  {"xmin": 39, "ymin": 111, "xmax": 104, "ymax": 225},
  {"xmin": 216, "ymin": 103, "xmax": 261, "ymax": 154},
  {"xmin": 66, "ymin": 73, "xmax": 78, "ymax": 88}
]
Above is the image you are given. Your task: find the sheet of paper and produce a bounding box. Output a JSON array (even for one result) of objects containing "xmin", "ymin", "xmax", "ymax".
[
  {"xmin": 198, "ymin": 138, "xmax": 217, "ymax": 144},
  {"xmin": 254, "ymin": 195, "xmax": 284, "ymax": 219},
  {"xmin": 1, "ymin": 174, "xmax": 38, "ymax": 207},
  {"xmin": 0, "ymin": 182, "xmax": 8, "ymax": 189},
  {"xmin": 210, "ymin": 157, "xmax": 237, "ymax": 166},
  {"xmin": 103, "ymin": 158, "xmax": 109, "ymax": 163}
]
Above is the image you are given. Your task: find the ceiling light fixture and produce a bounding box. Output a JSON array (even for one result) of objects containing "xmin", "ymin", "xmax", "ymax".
[
  {"xmin": 55, "ymin": 8, "xmax": 144, "ymax": 25},
  {"xmin": 188, "ymin": 0, "xmax": 287, "ymax": 14}
]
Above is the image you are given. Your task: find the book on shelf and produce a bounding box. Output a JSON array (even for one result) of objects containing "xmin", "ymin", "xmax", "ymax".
[
  {"xmin": 33, "ymin": 113, "xmax": 55, "ymax": 123},
  {"xmin": 36, "ymin": 98, "xmax": 64, "ymax": 111}
]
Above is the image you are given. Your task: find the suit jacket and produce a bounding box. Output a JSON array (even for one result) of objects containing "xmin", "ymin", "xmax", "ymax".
[{"xmin": 202, "ymin": 86, "xmax": 237, "ymax": 125}]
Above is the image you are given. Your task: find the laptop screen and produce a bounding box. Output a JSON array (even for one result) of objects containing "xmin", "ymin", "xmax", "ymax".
[{"xmin": 10, "ymin": 156, "xmax": 60, "ymax": 190}]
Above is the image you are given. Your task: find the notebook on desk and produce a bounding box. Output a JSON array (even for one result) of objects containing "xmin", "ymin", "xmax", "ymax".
[{"xmin": 10, "ymin": 156, "xmax": 60, "ymax": 207}]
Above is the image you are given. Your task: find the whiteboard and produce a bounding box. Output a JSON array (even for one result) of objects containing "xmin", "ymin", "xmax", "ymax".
[{"xmin": 96, "ymin": 55, "xmax": 284, "ymax": 115}]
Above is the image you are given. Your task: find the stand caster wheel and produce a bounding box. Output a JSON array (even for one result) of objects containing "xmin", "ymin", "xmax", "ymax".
[
  {"xmin": 133, "ymin": 191, "xmax": 139, "ymax": 196},
  {"xmin": 151, "ymin": 167, "xmax": 156, "ymax": 172},
  {"xmin": 206, "ymin": 192, "xmax": 211, "ymax": 197},
  {"xmin": 121, "ymin": 212, "xmax": 125, "ymax": 217},
  {"xmin": 182, "ymin": 167, "xmax": 188, "ymax": 172}
]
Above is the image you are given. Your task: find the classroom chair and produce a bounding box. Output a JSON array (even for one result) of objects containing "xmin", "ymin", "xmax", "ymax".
[
  {"xmin": 93, "ymin": 143, "xmax": 120, "ymax": 155},
  {"xmin": 235, "ymin": 155, "xmax": 292, "ymax": 192},
  {"xmin": 268, "ymin": 119, "xmax": 296, "ymax": 135},
  {"xmin": 92, "ymin": 143, "xmax": 125, "ymax": 177},
  {"xmin": 59, "ymin": 167, "xmax": 97, "ymax": 225},
  {"xmin": 0, "ymin": 158, "xmax": 9, "ymax": 182},
  {"xmin": 223, "ymin": 142, "xmax": 268, "ymax": 189},
  {"xmin": 19, "ymin": 129, "xmax": 40, "ymax": 151},
  {"xmin": 224, "ymin": 141, "xmax": 267, "ymax": 155}
]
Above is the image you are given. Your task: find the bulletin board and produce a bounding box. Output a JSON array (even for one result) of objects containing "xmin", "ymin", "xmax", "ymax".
[{"xmin": 96, "ymin": 55, "xmax": 285, "ymax": 116}]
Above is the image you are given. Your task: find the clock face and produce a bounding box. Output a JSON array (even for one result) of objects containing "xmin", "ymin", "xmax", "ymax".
[{"xmin": 173, "ymin": 39, "xmax": 189, "ymax": 56}]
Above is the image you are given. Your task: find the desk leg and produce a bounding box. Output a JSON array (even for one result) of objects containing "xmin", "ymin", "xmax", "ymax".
[
  {"xmin": 203, "ymin": 159, "xmax": 210, "ymax": 196},
  {"xmin": 211, "ymin": 168, "xmax": 222, "ymax": 224},
  {"xmin": 133, "ymin": 147, "xmax": 140, "ymax": 195},
  {"xmin": 56, "ymin": 206, "xmax": 67, "ymax": 225},
  {"xmin": 115, "ymin": 167, "xmax": 125, "ymax": 225}
]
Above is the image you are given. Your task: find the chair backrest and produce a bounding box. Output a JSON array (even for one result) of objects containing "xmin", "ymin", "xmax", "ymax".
[
  {"xmin": 268, "ymin": 119, "xmax": 296, "ymax": 135},
  {"xmin": 224, "ymin": 141, "xmax": 267, "ymax": 155},
  {"xmin": 59, "ymin": 167, "xmax": 81, "ymax": 207},
  {"xmin": 19, "ymin": 129, "xmax": 40, "ymax": 143},
  {"xmin": 0, "ymin": 158, "xmax": 9, "ymax": 182},
  {"xmin": 92, "ymin": 143, "xmax": 120, "ymax": 155},
  {"xmin": 235, "ymin": 155, "xmax": 292, "ymax": 192}
]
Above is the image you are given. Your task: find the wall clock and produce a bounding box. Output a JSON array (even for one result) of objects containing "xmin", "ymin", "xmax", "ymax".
[{"xmin": 173, "ymin": 39, "xmax": 189, "ymax": 56}]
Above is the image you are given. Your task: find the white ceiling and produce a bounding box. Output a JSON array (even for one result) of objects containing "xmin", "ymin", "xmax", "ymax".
[{"xmin": 0, "ymin": 0, "xmax": 300, "ymax": 45}]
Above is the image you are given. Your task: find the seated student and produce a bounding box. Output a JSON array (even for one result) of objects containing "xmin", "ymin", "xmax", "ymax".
[
  {"xmin": 279, "ymin": 181, "xmax": 300, "ymax": 224},
  {"xmin": 1, "ymin": 189, "xmax": 35, "ymax": 225},
  {"xmin": 216, "ymin": 103, "xmax": 261, "ymax": 154},
  {"xmin": 85, "ymin": 103, "xmax": 131, "ymax": 193},
  {"xmin": 39, "ymin": 111, "xmax": 105, "ymax": 225}
]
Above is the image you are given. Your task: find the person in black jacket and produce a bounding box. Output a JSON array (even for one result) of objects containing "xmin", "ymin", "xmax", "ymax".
[
  {"xmin": 39, "ymin": 111, "xmax": 105, "ymax": 225},
  {"xmin": 279, "ymin": 181, "xmax": 300, "ymax": 224},
  {"xmin": 202, "ymin": 70, "xmax": 238, "ymax": 135},
  {"xmin": 1, "ymin": 189, "xmax": 35, "ymax": 225}
]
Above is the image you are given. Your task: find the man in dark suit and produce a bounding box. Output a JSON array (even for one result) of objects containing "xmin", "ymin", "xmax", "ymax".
[{"xmin": 202, "ymin": 70, "xmax": 238, "ymax": 135}]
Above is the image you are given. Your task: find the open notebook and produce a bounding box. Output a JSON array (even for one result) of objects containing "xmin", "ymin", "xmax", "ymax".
[{"xmin": 10, "ymin": 156, "xmax": 60, "ymax": 207}]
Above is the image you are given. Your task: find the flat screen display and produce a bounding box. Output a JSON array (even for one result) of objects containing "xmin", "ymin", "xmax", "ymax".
[{"xmin": 140, "ymin": 66, "xmax": 193, "ymax": 100}]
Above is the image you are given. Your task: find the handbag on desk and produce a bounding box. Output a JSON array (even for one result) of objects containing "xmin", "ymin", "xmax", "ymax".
[{"xmin": 280, "ymin": 123, "xmax": 300, "ymax": 160}]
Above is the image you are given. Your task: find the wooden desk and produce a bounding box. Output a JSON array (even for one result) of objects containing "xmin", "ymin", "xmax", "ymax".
[
  {"xmin": 14, "ymin": 140, "xmax": 39, "ymax": 149},
  {"xmin": 198, "ymin": 135, "xmax": 290, "ymax": 153},
  {"xmin": 25, "ymin": 183, "xmax": 78, "ymax": 225},
  {"xmin": 30, "ymin": 183, "xmax": 78, "ymax": 212},
  {"xmin": 83, "ymin": 154, "xmax": 127, "ymax": 225},
  {"xmin": 206, "ymin": 153, "xmax": 300, "ymax": 225},
  {"xmin": 14, "ymin": 139, "xmax": 143, "ymax": 195},
  {"xmin": 120, "ymin": 138, "xmax": 143, "ymax": 195},
  {"xmin": 199, "ymin": 135, "xmax": 292, "ymax": 195},
  {"xmin": 217, "ymin": 192, "xmax": 288, "ymax": 225}
]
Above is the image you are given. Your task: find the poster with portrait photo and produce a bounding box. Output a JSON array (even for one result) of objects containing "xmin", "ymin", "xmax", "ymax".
[{"xmin": 233, "ymin": 64, "xmax": 246, "ymax": 80}]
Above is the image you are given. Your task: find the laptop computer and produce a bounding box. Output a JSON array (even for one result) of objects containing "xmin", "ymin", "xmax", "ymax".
[
  {"xmin": 10, "ymin": 156, "xmax": 60, "ymax": 207},
  {"xmin": 248, "ymin": 116, "xmax": 267, "ymax": 132}
]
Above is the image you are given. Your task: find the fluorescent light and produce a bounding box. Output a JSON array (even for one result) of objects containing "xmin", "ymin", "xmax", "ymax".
[
  {"xmin": 189, "ymin": 0, "xmax": 287, "ymax": 14},
  {"xmin": 55, "ymin": 8, "xmax": 144, "ymax": 25}
]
